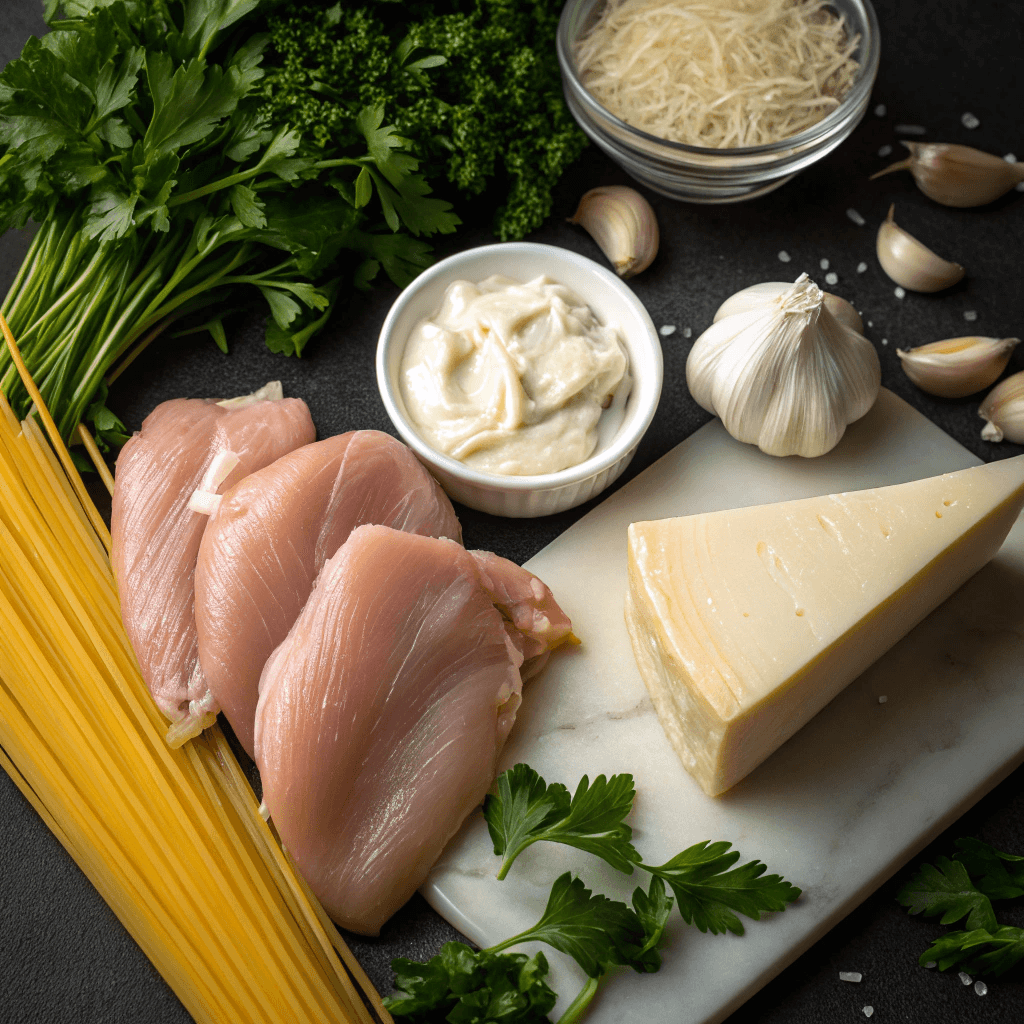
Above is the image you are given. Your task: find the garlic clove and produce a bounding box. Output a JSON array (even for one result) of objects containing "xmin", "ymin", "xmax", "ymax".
[
  {"xmin": 871, "ymin": 142, "xmax": 1024, "ymax": 207},
  {"xmin": 687, "ymin": 274, "xmax": 880, "ymax": 458},
  {"xmin": 979, "ymin": 371, "xmax": 1024, "ymax": 443},
  {"xmin": 714, "ymin": 281, "xmax": 864, "ymax": 334},
  {"xmin": 876, "ymin": 205, "xmax": 965, "ymax": 292},
  {"xmin": 568, "ymin": 185, "xmax": 659, "ymax": 278},
  {"xmin": 897, "ymin": 336, "xmax": 1020, "ymax": 398}
]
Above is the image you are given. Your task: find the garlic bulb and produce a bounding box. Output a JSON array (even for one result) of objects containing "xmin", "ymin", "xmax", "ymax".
[
  {"xmin": 714, "ymin": 281, "xmax": 864, "ymax": 335},
  {"xmin": 687, "ymin": 274, "xmax": 881, "ymax": 458},
  {"xmin": 876, "ymin": 205, "xmax": 965, "ymax": 292},
  {"xmin": 898, "ymin": 336, "xmax": 1020, "ymax": 398},
  {"xmin": 979, "ymin": 372, "xmax": 1024, "ymax": 443},
  {"xmin": 871, "ymin": 142, "xmax": 1024, "ymax": 207},
  {"xmin": 569, "ymin": 186, "xmax": 659, "ymax": 278}
]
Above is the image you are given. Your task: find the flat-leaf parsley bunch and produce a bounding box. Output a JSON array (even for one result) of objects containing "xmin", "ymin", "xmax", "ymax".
[{"xmin": 385, "ymin": 764, "xmax": 800, "ymax": 1023}]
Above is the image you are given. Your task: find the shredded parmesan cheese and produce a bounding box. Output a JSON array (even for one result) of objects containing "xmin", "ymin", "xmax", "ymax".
[{"xmin": 576, "ymin": 0, "xmax": 861, "ymax": 148}]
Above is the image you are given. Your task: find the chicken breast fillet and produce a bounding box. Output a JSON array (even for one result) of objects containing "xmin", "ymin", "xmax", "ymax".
[
  {"xmin": 195, "ymin": 430, "xmax": 462, "ymax": 757},
  {"xmin": 111, "ymin": 391, "xmax": 315, "ymax": 737},
  {"xmin": 254, "ymin": 524, "xmax": 572, "ymax": 935}
]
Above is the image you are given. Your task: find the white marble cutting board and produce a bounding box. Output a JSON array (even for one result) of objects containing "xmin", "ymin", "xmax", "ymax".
[{"xmin": 423, "ymin": 389, "xmax": 1024, "ymax": 1024}]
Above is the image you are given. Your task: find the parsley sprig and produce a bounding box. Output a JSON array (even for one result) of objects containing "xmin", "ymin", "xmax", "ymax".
[
  {"xmin": 898, "ymin": 838, "xmax": 1024, "ymax": 976},
  {"xmin": 387, "ymin": 764, "xmax": 800, "ymax": 1023}
]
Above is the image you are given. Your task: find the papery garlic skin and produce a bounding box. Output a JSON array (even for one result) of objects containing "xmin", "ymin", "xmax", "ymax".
[
  {"xmin": 876, "ymin": 205, "xmax": 965, "ymax": 292},
  {"xmin": 872, "ymin": 142, "xmax": 1024, "ymax": 207},
  {"xmin": 898, "ymin": 336, "xmax": 1020, "ymax": 399},
  {"xmin": 687, "ymin": 274, "xmax": 881, "ymax": 458},
  {"xmin": 714, "ymin": 282, "xmax": 864, "ymax": 335},
  {"xmin": 979, "ymin": 371, "xmax": 1024, "ymax": 443},
  {"xmin": 569, "ymin": 185, "xmax": 659, "ymax": 278}
]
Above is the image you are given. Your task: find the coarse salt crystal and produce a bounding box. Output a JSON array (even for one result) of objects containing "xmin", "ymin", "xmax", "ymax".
[
  {"xmin": 896, "ymin": 124, "xmax": 927, "ymax": 135},
  {"xmin": 878, "ymin": 695, "xmax": 887, "ymax": 704},
  {"xmin": 959, "ymin": 972, "xmax": 972, "ymax": 986},
  {"xmin": 964, "ymin": 310, "xmax": 978, "ymax": 322},
  {"xmin": 825, "ymin": 272, "xmax": 838, "ymax": 285},
  {"xmin": 778, "ymin": 250, "xmax": 792, "ymax": 263},
  {"xmin": 660, "ymin": 324, "xmax": 677, "ymax": 336},
  {"xmin": 874, "ymin": 104, "xmax": 887, "ymax": 117},
  {"xmin": 878, "ymin": 144, "xmax": 893, "ymax": 158},
  {"xmin": 858, "ymin": 262, "xmax": 869, "ymax": 274},
  {"xmin": 894, "ymin": 287, "xmax": 906, "ymax": 299},
  {"xmin": 924, "ymin": 961, "xmax": 937, "ymax": 969},
  {"xmin": 1004, "ymin": 153, "xmax": 1017, "ymax": 163},
  {"xmin": 683, "ymin": 327, "xmax": 693, "ymax": 338},
  {"xmin": 847, "ymin": 208, "xmax": 866, "ymax": 226},
  {"xmin": 867, "ymin": 320, "xmax": 873, "ymax": 327},
  {"xmin": 961, "ymin": 112, "xmax": 981, "ymax": 130},
  {"xmin": 820, "ymin": 258, "xmax": 830, "ymax": 270},
  {"xmin": 975, "ymin": 981, "xmax": 988, "ymax": 996},
  {"xmin": 840, "ymin": 971, "xmax": 863, "ymax": 983},
  {"xmin": 863, "ymin": 1008, "xmax": 874, "ymax": 1018},
  {"xmin": 882, "ymin": 338, "xmax": 889, "ymax": 346}
]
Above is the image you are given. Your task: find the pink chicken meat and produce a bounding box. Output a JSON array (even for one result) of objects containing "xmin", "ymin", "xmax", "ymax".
[
  {"xmin": 254, "ymin": 524, "xmax": 572, "ymax": 936},
  {"xmin": 111, "ymin": 390, "xmax": 315, "ymax": 742},
  {"xmin": 195, "ymin": 429, "xmax": 462, "ymax": 757}
]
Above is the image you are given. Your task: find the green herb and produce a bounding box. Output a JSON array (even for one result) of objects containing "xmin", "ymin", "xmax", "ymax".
[
  {"xmin": 642, "ymin": 840, "xmax": 801, "ymax": 936},
  {"xmin": 389, "ymin": 763, "xmax": 800, "ymax": 1023},
  {"xmin": 485, "ymin": 764, "xmax": 801, "ymax": 934},
  {"xmin": 0, "ymin": 0, "xmax": 455, "ymax": 445},
  {"xmin": 259, "ymin": 0, "xmax": 588, "ymax": 241},
  {"xmin": 898, "ymin": 838, "xmax": 1024, "ymax": 976},
  {"xmin": 484, "ymin": 764, "xmax": 640, "ymax": 879}
]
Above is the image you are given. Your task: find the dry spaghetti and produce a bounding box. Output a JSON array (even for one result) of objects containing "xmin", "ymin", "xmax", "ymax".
[{"xmin": 0, "ymin": 312, "xmax": 390, "ymax": 1024}]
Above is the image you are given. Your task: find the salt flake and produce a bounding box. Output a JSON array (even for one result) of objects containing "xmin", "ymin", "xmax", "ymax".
[
  {"xmin": 683, "ymin": 327, "xmax": 693, "ymax": 338},
  {"xmin": 847, "ymin": 208, "xmax": 866, "ymax": 226},
  {"xmin": 778, "ymin": 250, "xmax": 792, "ymax": 263},
  {"xmin": 857, "ymin": 262, "xmax": 869, "ymax": 274},
  {"xmin": 863, "ymin": 1007, "xmax": 874, "ymax": 1018},
  {"xmin": 874, "ymin": 104, "xmax": 887, "ymax": 117},
  {"xmin": 959, "ymin": 971, "xmax": 972, "ymax": 986},
  {"xmin": 924, "ymin": 961, "xmax": 937, "ymax": 969},
  {"xmin": 975, "ymin": 981, "xmax": 988, "ymax": 996},
  {"xmin": 878, "ymin": 695, "xmax": 888, "ymax": 704},
  {"xmin": 964, "ymin": 310, "xmax": 978, "ymax": 322},
  {"xmin": 1004, "ymin": 153, "xmax": 1017, "ymax": 163},
  {"xmin": 878, "ymin": 144, "xmax": 893, "ymax": 158},
  {"xmin": 896, "ymin": 124, "xmax": 927, "ymax": 135},
  {"xmin": 660, "ymin": 324, "xmax": 677, "ymax": 336},
  {"xmin": 840, "ymin": 971, "xmax": 863, "ymax": 983},
  {"xmin": 882, "ymin": 338, "xmax": 889, "ymax": 346},
  {"xmin": 961, "ymin": 112, "xmax": 981, "ymax": 130},
  {"xmin": 820, "ymin": 257, "xmax": 830, "ymax": 270},
  {"xmin": 894, "ymin": 287, "xmax": 906, "ymax": 299},
  {"xmin": 825, "ymin": 272, "xmax": 838, "ymax": 285}
]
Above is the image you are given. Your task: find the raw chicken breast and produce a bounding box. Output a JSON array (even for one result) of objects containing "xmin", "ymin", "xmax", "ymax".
[
  {"xmin": 111, "ymin": 388, "xmax": 315, "ymax": 742},
  {"xmin": 195, "ymin": 430, "xmax": 462, "ymax": 757},
  {"xmin": 254, "ymin": 524, "xmax": 572, "ymax": 935}
]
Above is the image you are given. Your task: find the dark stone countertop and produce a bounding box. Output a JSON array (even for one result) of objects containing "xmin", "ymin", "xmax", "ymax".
[{"xmin": 2, "ymin": 2, "xmax": 1024, "ymax": 1022}]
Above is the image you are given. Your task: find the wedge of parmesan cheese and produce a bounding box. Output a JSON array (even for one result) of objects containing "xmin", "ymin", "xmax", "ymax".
[{"xmin": 625, "ymin": 456, "xmax": 1024, "ymax": 796}]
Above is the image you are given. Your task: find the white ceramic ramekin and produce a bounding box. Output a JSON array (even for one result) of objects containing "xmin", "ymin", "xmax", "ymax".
[{"xmin": 376, "ymin": 242, "xmax": 663, "ymax": 517}]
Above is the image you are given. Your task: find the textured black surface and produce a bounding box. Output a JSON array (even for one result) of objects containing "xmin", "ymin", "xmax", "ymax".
[{"xmin": 2, "ymin": 1, "xmax": 1024, "ymax": 1022}]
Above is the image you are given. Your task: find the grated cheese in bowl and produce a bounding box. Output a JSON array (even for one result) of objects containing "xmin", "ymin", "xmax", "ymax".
[{"xmin": 575, "ymin": 0, "xmax": 861, "ymax": 148}]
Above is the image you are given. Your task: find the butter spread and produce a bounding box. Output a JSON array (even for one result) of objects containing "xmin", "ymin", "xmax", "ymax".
[{"xmin": 399, "ymin": 275, "xmax": 631, "ymax": 475}]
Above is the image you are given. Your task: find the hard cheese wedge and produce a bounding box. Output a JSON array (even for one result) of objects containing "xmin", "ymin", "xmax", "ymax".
[{"xmin": 625, "ymin": 455, "xmax": 1024, "ymax": 796}]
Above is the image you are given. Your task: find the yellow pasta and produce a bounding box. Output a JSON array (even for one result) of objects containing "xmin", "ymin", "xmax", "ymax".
[{"xmin": 0, "ymin": 313, "xmax": 389, "ymax": 1024}]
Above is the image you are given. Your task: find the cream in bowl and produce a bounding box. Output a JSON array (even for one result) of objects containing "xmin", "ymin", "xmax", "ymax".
[
  {"xmin": 376, "ymin": 242, "xmax": 662, "ymax": 518},
  {"xmin": 399, "ymin": 274, "xmax": 632, "ymax": 476}
]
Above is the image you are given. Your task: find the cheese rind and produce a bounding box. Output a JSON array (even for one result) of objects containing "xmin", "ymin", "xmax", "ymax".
[{"xmin": 625, "ymin": 456, "xmax": 1024, "ymax": 796}]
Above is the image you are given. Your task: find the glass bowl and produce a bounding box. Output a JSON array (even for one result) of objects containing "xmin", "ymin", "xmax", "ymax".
[{"xmin": 557, "ymin": 0, "xmax": 881, "ymax": 203}]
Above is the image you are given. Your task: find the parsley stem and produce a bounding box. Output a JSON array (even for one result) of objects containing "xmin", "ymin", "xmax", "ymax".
[{"xmin": 555, "ymin": 977, "xmax": 600, "ymax": 1024}]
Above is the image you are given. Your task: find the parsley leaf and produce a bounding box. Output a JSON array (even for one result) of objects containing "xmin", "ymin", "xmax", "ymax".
[
  {"xmin": 896, "ymin": 856, "xmax": 998, "ymax": 932},
  {"xmin": 953, "ymin": 838, "xmax": 1024, "ymax": 902},
  {"xmin": 643, "ymin": 841, "xmax": 802, "ymax": 936},
  {"xmin": 485, "ymin": 764, "xmax": 640, "ymax": 880},
  {"xmin": 386, "ymin": 944, "xmax": 557, "ymax": 1023},
  {"xmin": 920, "ymin": 926, "xmax": 1024, "ymax": 977}
]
